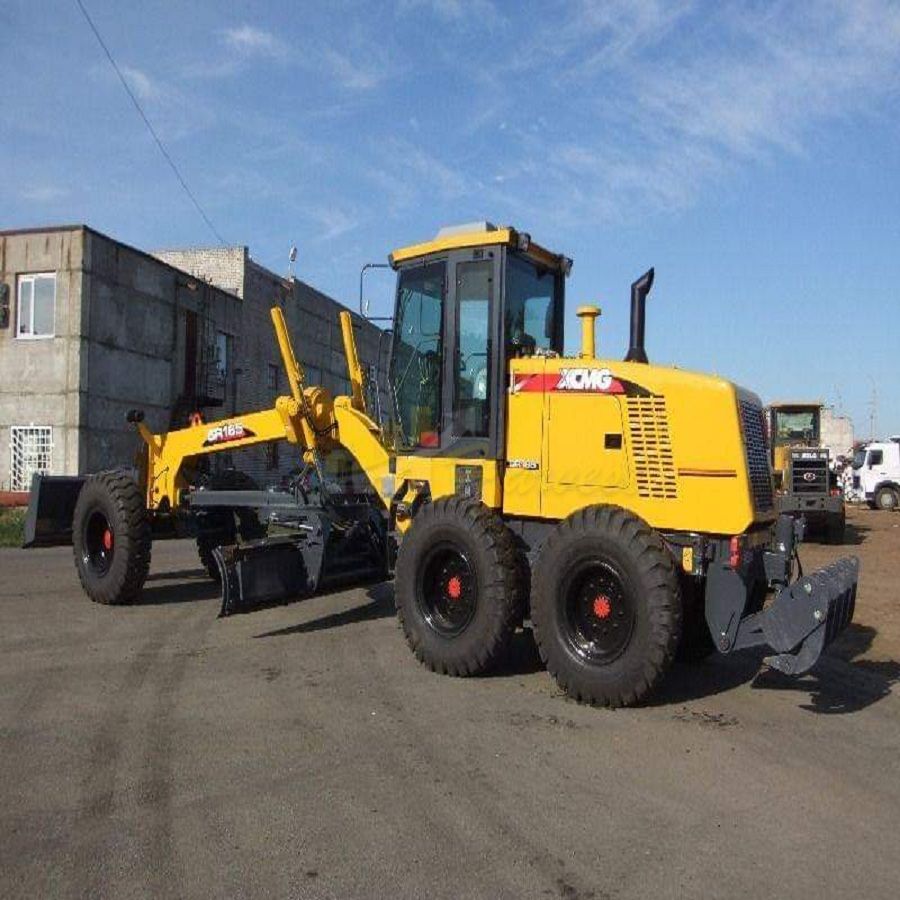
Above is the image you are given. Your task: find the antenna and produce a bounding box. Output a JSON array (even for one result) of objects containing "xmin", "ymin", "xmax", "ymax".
[{"xmin": 288, "ymin": 245, "xmax": 298, "ymax": 281}]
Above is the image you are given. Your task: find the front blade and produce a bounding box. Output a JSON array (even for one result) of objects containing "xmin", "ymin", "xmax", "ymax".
[{"xmin": 761, "ymin": 556, "xmax": 859, "ymax": 675}]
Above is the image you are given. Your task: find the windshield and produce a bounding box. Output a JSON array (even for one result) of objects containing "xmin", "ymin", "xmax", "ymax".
[
  {"xmin": 852, "ymin": 449, "xmax": 867, "ymax": 469},
  {"xmin": 773, "ymin": 409, "xmax": 819, "ymax": 445},
  {"xmin": 505, "ymin": 254, "xmax": 560, "ymax": 355}
]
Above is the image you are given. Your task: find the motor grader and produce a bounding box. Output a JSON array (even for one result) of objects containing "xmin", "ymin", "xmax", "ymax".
[{"xmin": 24, "ymin": 223, "xmax": 859, "ymax": 707}]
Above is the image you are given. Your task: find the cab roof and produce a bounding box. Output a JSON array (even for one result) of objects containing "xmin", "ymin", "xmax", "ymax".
[
  {"xmin": 389, "ymin": 221, "xmax": 568, "ymax": 273},
  {"xmin": 769, "ymin": 401, "xmax": 824, "ymax": 410}
]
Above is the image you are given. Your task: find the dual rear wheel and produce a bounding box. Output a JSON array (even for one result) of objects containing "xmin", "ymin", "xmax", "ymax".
[{"xmin": 394, "ymin": 501, "xmax": 683, "ymax": 706}]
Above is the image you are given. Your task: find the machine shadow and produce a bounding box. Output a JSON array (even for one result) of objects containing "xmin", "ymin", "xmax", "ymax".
[
  {"xmin": 649, "ymin": 623, "xmax": 897, "ymax": 713},
  {"xmin": 489, "ymin": 628, "xmax": 545, "ymax": 677},
  {"xmin": 750, "ymin": 623, "xmax": 899, "ymax": 714},
  {"xmin": 648, "ymin": 654, "xmax": 766, "ymax": 707},
  {"xmin": 253, "ymin": 581, "xmax": 395, "ymax": 639},
  {"xmin": 134, "ymin": 570, "xmax": 221, "ymax": 605},
  {"xmin": 145, "ymin": 568, "xmax": 210, "ymax": 582},
  {"xmin": 837, "ymin": 519, "xmax": 870, "ymax": 546}
]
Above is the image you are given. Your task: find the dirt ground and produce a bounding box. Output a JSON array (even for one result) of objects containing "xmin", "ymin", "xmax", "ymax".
[
  {"xmin": 1, "ymin": 507, "xmax": 898, "ymax": 899},
  {"xmin": 803, "ymin": 506, "xmax": 900, "ymax": 664}
]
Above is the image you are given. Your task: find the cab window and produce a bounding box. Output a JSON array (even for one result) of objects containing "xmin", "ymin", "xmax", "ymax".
[
  {"xmin": 389, "ymin": 262, "xmax": 445, "ymax": 449},
  {"xmin": 453, "ymin": 261, "xmax": 493, "ymax": 438},
  {"xmin": 868, "ymin": 449, "xmax": 883, "ymax": 467},
  {"xmin": 505, "ymin": 254, "xmax": 560, "ymax": 356}
]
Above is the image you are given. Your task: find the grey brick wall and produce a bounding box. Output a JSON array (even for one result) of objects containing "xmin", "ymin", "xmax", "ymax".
[{"xmin": 154, "ymin": 246, "xmax": 247, "ymax": 299}]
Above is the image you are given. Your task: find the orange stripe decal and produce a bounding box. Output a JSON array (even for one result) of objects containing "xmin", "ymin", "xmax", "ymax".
[{"xmin": 677, "ymin": 468, "xmax": 738, "ymax": 478}]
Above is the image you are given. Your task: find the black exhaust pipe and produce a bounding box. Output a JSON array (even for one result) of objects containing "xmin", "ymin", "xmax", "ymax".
[{"xmin": 625, "ymin": 267, "xmax": 654, "ymax": 364}]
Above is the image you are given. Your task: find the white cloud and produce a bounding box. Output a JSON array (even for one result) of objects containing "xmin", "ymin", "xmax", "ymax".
[
  {"xmin": 322, "ymin": 48, "xmax": 388, "ymax": 91},
  {"xmin": 397, "ymin": 0, "xmax": 502, "ymax": 24},
  {"xmin": 20, "ymin": 184, "xmax": 69, "ymax": 203},
  {"xmin": 465, "ymin": 0, "xmax": 900, "ymax": 226},
  {"xmin": 310, "ymin": 206, "xmax": 360, "ymax": 241},
  {"xmin": 222, "ymin": 25, "xmax": 286, "ymax": 59},
  {"xmin": 91, "ymin": 63, "xmax": 214, "ymax": 142},
  {"xmin": 120, "ymin": 66, "xmax": 161, "ymax": 102}
]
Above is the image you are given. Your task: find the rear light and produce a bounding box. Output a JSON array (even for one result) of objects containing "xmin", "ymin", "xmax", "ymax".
[
  {"xmin": 831, "ymin": 488, "xmax": 841, "ymax": 497},
  {"xmin": 729, "ymin": 535, "xmax": 743, "ymax": 569}
]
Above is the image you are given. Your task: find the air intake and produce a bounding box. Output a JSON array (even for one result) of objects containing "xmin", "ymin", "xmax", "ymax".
[{"xmin": 626, "ymin": 396, "xmax": 677, "ymax": 499}]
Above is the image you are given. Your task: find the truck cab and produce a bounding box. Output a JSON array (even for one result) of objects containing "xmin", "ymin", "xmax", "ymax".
[{"xmin": 852, "ymin": 440, "xmax": 900, "ymax": 510}]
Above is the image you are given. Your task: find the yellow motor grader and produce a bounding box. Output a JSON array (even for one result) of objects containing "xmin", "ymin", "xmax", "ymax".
[{"xmin": 24, "ymin": 223, "xmax": 858, "ymax": 706}]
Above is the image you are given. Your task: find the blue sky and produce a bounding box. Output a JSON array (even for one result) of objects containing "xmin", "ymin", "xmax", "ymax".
[{"xmin": 2, "ymin": 0, "xmax": 899, "ymax": 436}]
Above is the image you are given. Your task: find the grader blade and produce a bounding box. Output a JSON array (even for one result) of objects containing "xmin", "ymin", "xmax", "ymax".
[
  {"xmin": 213, "ymin": 506, "xmax": 388, "ymax": 616},
  {"xmin": 734, "ymin": 556, "xmax": 859, "ymax": 675}
]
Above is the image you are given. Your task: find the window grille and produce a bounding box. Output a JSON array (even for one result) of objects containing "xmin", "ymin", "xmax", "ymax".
[{"xmin": 10, "ymin": 425, "xmax": 53, "ymax": 491}]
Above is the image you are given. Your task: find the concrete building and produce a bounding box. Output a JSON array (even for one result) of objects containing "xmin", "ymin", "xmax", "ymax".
[
  {"xmin": 821, "ymin": 406, "xmax": 855, "ymax": 461},
  {"xmin": 0, "ymin": 225, "xmax": 383, "ymax": 492}
]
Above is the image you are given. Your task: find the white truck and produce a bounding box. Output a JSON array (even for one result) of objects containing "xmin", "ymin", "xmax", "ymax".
[{"xmin": 851, "ymin": 438, "xmax": 900, "ymax": 510}]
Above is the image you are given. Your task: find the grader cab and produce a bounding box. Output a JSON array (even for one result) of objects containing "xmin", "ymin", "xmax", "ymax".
[{"xmin": 25, "ymin": 223, "xmax": 858, "ymax": 707}]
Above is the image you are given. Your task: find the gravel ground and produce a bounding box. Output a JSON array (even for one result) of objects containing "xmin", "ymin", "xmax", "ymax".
[{"xmin": 1, "ymin": 506, "xmax": 898, "ymax": 899}]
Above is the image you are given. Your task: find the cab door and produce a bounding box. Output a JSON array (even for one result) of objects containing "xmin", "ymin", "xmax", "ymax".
[{"xmin": 439, "ymin": 249, "xmax": 503, "ymax": 460}]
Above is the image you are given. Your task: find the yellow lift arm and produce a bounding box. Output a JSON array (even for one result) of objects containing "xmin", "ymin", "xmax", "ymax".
[{"xmin": 134, "ymin": 308, "xmax": 389, "ymax": 512}]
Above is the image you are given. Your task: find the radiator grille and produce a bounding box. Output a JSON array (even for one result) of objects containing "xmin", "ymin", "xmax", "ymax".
[
  {"xmin": 738, "ymin": 399, "xmax": 774, "ymax": 511},
  {"xmin": 791, "ymin": 454, "xmax": 829, "ymax": 495},
  {"xmin": 626, "ymin": 396, "xmax": 677, "ymax": 500}
]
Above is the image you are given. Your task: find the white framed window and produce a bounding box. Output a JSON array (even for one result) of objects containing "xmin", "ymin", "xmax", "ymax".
[
  {"xmin": 17, "ymin": 273, "xmax": 56, "ymax": 339},
  {"xmin": 10, "ymin": 425, "xmax": 53, "ymax": 491}
]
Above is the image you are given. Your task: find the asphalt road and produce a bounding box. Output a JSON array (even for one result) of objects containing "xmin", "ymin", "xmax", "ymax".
[{"xmin": 2, "ymin": 527, "xmax": 899, "ymax": 899}]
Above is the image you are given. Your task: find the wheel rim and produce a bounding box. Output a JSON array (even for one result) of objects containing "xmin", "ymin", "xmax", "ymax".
[
  {"xmin": 417, "ymin": 541, "xmax": 477, "ymax": 636},
  {"xmin": 83, "ymin": 509, "xmax": 115, "ymax": 577},
  {"xmin": 880, "ymin": 491, "xmax": 897, "ymax": 510},
  {"xmin": 561, "ymin": 559, "xmax": 635, "ymax": 664}
]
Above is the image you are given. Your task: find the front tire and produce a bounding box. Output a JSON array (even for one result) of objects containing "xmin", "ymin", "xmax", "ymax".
[
  {"xmin": 531, "ymin": 505, "xmax": 681, "ymax": 707},
  {"xmin": 72, "ymin": 471, "xmax": 151, "ymax": 605},
  {"xmin": 394, "ymin": 498, "xmax": 523, "ymax": 676}
]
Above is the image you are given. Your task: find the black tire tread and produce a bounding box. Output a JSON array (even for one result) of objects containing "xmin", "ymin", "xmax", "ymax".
[
  {"xmin": 395, "ymin": 497, "xmax": 522, "ymax": 676},
  {"xmin": 531, "ymin": 504, "xmax": 681, "ymax": 707},
  {"xmin": 73, "ymin": 470, "xmax": 151, "ymax": 605},
  {"xmin": 875, "ymin": 487, "xmax": 899, "ymax": 512}
]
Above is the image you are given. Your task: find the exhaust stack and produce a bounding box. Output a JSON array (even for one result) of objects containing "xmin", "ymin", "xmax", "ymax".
[{"xmin": 625, "ymin": 268, "xmax": 654, "ymax": 364}]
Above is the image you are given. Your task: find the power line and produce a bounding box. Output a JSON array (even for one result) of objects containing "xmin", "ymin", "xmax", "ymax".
[{"xmin": 74, "ymin": 0, "xmax": 226, "ymax": 246}]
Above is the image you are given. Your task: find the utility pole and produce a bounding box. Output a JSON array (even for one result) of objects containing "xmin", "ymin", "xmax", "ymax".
[{"xmin": 868, "ymin": 377, "xmax": 878, "ymax": 441}]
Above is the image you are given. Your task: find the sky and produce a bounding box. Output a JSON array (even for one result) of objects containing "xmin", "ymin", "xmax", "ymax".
[{"xmin": 2, "ymin": 0, "xmax": 899, "ymax": 437}]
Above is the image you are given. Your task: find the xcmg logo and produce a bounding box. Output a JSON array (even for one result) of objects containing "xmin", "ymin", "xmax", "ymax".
[
  {"xmin": 556, "ymin": 368, "xmax": 618, "ymax": 392},
  {"xmin": 203, "ymin": 422, "xmax": 255, "ymax": 447},
  {"xmin": 510, "ymin": 370, "xmax": 634, "ymax": 395}
]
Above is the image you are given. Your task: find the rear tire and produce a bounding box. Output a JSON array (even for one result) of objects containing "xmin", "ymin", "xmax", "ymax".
[
  {"xmin": 826, "ymin": 509, "xmax": 846, "ymax": 544},
  {"xmin": 531, "ymin": 505, "xmax": 681, "ymax": 707},
  {"xmin": 394, "ymin": 497, "xmax": 522, "ymax": 676},
  {"xmin": 875, "ymin": 486, "xmax": 899, "ymax": 512},
  {"xmin": 72, "ymin": 471, "xmax": 151, "ymax": 605}
]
